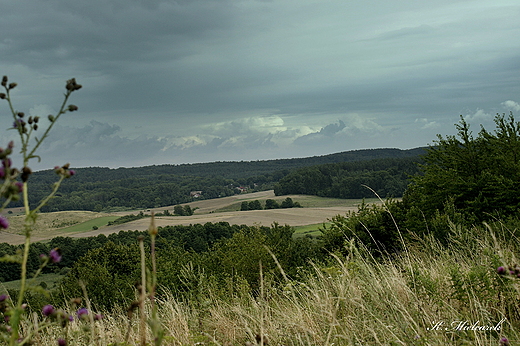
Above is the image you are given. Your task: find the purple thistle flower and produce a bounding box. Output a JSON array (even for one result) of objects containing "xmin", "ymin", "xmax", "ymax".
[
  {"xmin": 497, "ymin": 266, "xmax": 507, "ymax": 275},
  {"xmin": 0, "ymin": 216, "xmax": 9, "ymax": 230},
  {"xmin": 0, "ymin": 167, "xmax": 4, "ymax": 179},
  {"xmin": 57, "ymin": 338, "xmax": 67, "ymax": 346},
  {"xmin": 500, "ymin": 337, "xmax": 509, "ymax": 346},
  {"xmin": 14, "ymin": 182, "xmax": 23, "ymax": 192},
  {"xmin": 77, "ymin": 307, "xmax": 88, "ymax": 318},
  {"xmin": 94, "ymin": 313, "xmax": 103, "ymax": 321},
  {"xmin": 42, "ymin": 304, "xmax": 55, "ymax": 316},
  {"xmin": 0, "ymin": 294, "xmax": 8, "ymax": 302},
  {"xmin": 49, "ymin": 248, "xmax": 62, "ymax": 263}
]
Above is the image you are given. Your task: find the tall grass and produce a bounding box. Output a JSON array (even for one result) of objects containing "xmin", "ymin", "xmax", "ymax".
[{"xmin": 26, "ymin": 220, "xmax": 518, "ymax": 345}]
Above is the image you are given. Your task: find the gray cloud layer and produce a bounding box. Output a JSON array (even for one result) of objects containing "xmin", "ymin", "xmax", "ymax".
[{"xmin": 1, "ymin": 0, "xmax": 520, "ymax": 169}]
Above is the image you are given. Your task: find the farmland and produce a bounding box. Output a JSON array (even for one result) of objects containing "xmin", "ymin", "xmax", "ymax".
[{"xmin": 0, "ymin": 191, "xmax": 380, "ymax": 245}]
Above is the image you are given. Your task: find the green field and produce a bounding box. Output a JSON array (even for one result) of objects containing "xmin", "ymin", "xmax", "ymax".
[
  {"xmin": 0, "ymin": 273, "xmax": 64, "ymax": 293},
  {"xmin": 57, "ymin": 216, "xmax": 119, "ymax": 233},
  {"xmin": 293, "ymin": 222, "xmax": 331, "ymax": 238}
]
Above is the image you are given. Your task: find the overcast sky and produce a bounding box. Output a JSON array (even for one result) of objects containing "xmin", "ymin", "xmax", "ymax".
[{"xmin": 1, "ymin": 0, "xmax": 520, "ymax": 169}]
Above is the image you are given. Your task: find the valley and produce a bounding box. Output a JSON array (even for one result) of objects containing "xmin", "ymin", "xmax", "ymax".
[{"xmin": 0, "ymin": 191, "xmax": 379, "ymax": 245}]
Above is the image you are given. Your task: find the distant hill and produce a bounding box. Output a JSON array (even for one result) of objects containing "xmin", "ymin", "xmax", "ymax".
[{"xmin": 16, "ymin": 147, "xmax": 427, "ymax": 212}]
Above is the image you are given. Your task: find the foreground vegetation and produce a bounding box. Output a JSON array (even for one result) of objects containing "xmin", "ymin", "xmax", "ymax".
[{"xmin": 2, "ymin": 219, "xmax": 518, "ymax": 345}]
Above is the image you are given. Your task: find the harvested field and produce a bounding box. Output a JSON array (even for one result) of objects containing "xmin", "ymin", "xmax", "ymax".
[{"xmin": 0, "ymin": 191, "xmax": 381, "ymax": 245}]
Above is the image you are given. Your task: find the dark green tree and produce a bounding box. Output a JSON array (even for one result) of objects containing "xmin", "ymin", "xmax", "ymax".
[
  {"xmin": 280, "ymin": 197, "xmax": 294, "ymax": 208},
  {"xmin": 174, "ymin": 205, "xmax": 184, "ymax": 216},
  {"xmin": 405, "ymin": 113, "xmax": 520, "ymax": 222},
  {"xmin": 240, "ymin": 201, "xmax": 250, "ymax": 211},
  {"xmin": 264, "ymin": 199, "xmax": 280, "ymax": 209},
  {"xmin": 248, "ymin": 200, "xmax": 263, "ymax": 210},
  {"xmin": 60, "ymin": 242, "xmax": 140, "ymax": 310},
  {"xmin": 183, "ymin": 205, "xmax": 193, "ymax": 216}
]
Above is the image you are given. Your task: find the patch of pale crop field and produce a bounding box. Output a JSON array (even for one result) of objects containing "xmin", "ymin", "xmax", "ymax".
[
  {"xmin": 0, "ymin": 191, "xmax": 383, "ymax": 245},
  {"xmin": 0, "ymin": 211, "xmax": 118, "ymax": 244}
]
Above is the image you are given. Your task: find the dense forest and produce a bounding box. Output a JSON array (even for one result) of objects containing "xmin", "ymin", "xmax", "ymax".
[
  {"xmin": 9, "ymin": 147, "xmax": 425, "ymax": 212},
  {"xmin": 274, "ymin": 156, "xmax": 422, "ymax": 198}
]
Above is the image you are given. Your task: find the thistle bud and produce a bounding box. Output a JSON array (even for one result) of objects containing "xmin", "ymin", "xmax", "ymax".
[
  {"xmin": 69, "ymin": 298, "xmax": 82, "ymax": 306},
  {"xmin": 0, "ymin": 93, "xmax": 5, "ymax": 99},
  {"xmin": 8, "ymin": 83, "xmax": 17, "ymax": 90},
  {"xmin": 1, "ymin": 76, "xmax": 7, "ymax": 87},
  {"xmin": 66, "ymin": 78, "xmax": 77, "ymax": 91},
  {"xmin": 17, "ymin": 112, "xmax": 24, "ymax": 118},
  {"xmin": 68, "ymin": 104, "xmax": 78, "ymax": 112},
  {"xmin": 33, "ymin": 124, "xmax": 38, "ymax": 131},
  {"xmin": 34, "ymin": 116, "xmax": 39, "ymax": 123},
  {"xmin": 21, "ymin": 166, "xmax": 32, "ymax": 182},
  {"xmin": 48, "ymin": 114, "xmax": 55, "ymax": 122},
  {"xmin": 28, "ymin": 116, "xmax": 33, "ymax": 124},
  {"xmin": 62, "ymin": 163, "xmax": 70, "ymax": 169}
]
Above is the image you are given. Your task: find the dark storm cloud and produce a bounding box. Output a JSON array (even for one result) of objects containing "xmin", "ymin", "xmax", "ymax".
[{"xmin": 36, "ymin": 121, "xmax": 166, "ymax": 168}]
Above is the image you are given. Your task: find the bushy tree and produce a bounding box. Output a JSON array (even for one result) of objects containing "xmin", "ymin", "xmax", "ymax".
[
  {"xmin": 405, "ymin": 113, "xmax": 520, "ymax": 222},
  {"xmin": 60, "ymin": 242, "xmax": 140, "ymax": 310},
  {"xmin": 265, "ymin": 199, "xmax": 280, "ymax": 209},
  {"xmin": 248, "ymin": 200, "xmax": 263, "ymax": 210}
]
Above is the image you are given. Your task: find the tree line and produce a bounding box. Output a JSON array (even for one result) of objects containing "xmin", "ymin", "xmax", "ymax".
[
  {"xmin": 321, "ymin": 113, "xmax": 520, "ymax": 257},
  {"xmin": 240, "ymin": 197, "xmax": 302, "ymax": 211},
  {"xmin": 274, "ymin": 156, "xmax": 422, "ymax": 199},
  {"xmin": 4, "ymin": 148, "xmax": 425, "ymax": 212}
]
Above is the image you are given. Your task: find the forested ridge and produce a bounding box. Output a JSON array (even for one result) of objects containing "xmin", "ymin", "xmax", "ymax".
[
  {"xmin": 274, "ymin": 156, "xmax": 422, "ymax": 199},
  {"xmin": 13, "ymin": 147, "xmax": 425, "ymax": 212}
]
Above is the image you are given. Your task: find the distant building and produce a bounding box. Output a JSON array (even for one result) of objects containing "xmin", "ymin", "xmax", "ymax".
[{"xmin": 190, "ymin": 191, "xmax": 203, "ymax": 198}]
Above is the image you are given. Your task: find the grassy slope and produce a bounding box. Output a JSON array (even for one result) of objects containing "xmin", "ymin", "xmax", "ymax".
[{"xmin": 23, "ymin": 222, "xmax": 520, "ymax": 346}]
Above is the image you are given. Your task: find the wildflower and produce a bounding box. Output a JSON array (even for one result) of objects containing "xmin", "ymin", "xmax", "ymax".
[
  {"xmin": 66, "ymin": 78, "xmax": 82, "ymax": 91},
  {"xmin": 13, "ymin": 119, "xmax": 25, "ymax": 129},
  {"xmin": 500, "ymin": 337, "xmax": 509, "ymax": 346},
  {"xmin": 42, "ymin": 304, "xmax": 55, "ymax": 316},
  {"xmin": 497, "ymin": 266, "xmax": 507, "ymax": 275},
  {"xmin": 67, "ymin": 104, "xmax": 78, "ymax": 112},
  {"xmin": 0, "ymin": 216, "xmax": 9, "ymax": 230},
  {"xmin": 77, "ymin": 308, "xmax": 88, "ymax": 319},
  {"xmin": 49, "ymin": 248, "xmax": 62, "ymax": 263},
  {"xmin": 0, "ymin": 93, "xmax": 5, "ymax": 99},
  {"xmin": 0, "ymin": 294, "xmax": 7, "ymax": 302},
  {"xmin": 57, "ymin": 338, "xmax": 67, "ymax": 346},
  {"xmin": 14, "ymin": 182, "xmax": 23, "ymax": 192},
  {"xmin": 94, "ymin": 314, "xmax": 103, "ymax": 321}
]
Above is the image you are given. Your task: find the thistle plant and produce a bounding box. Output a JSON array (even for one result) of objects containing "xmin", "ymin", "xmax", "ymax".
[{"xmin": 0, "ymin": 76, "xmax": 80, "ymax": 345}]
